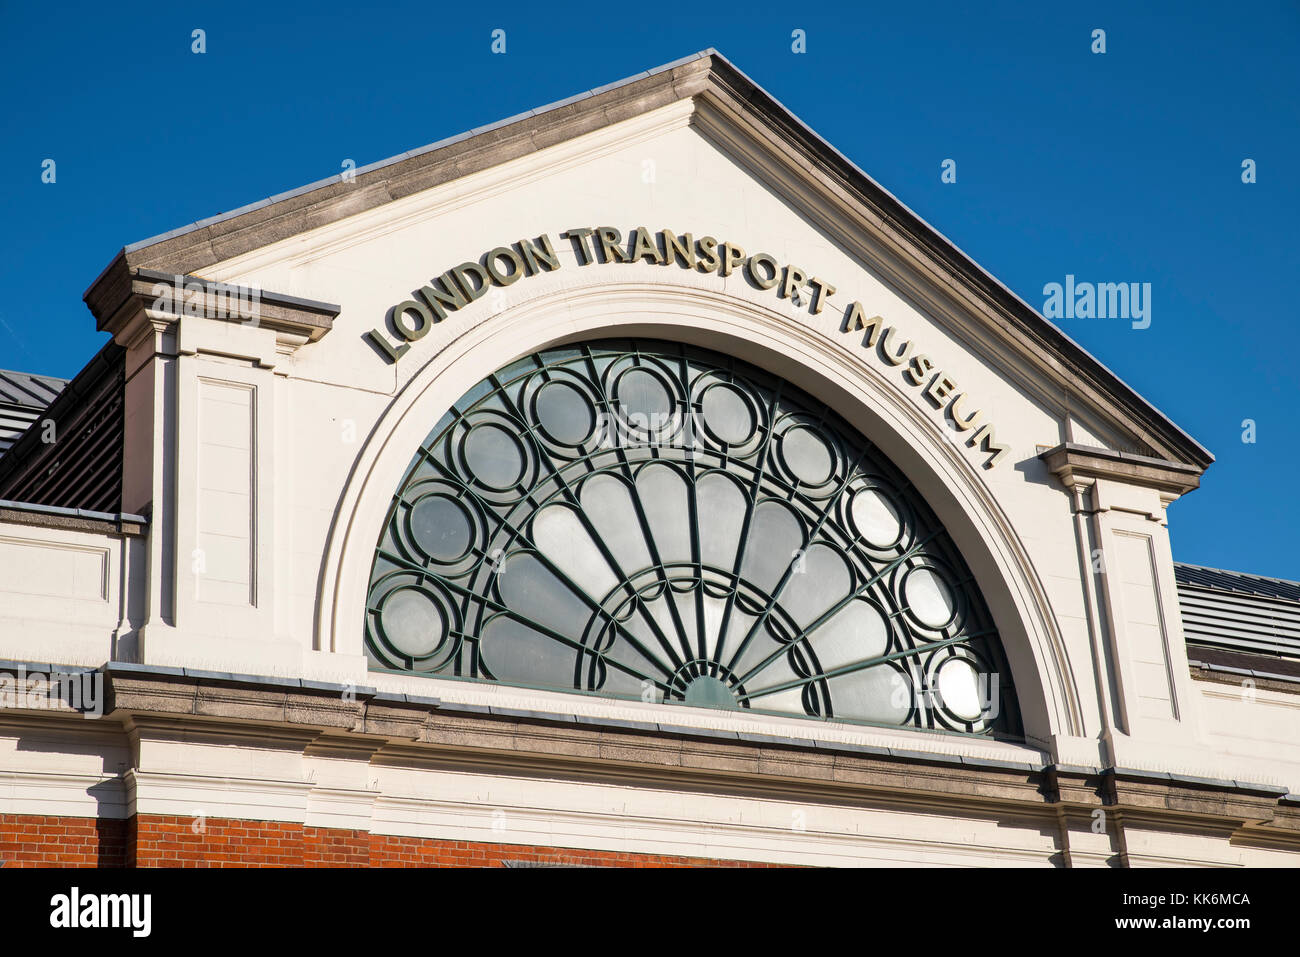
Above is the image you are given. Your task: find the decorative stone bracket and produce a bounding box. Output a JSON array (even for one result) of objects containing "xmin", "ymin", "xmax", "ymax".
[
  {"xmin": 84, "ymin": 255, "xmax": 338, "ymax": 363},
  {"xmin": 1040, "ymin": 442, "xmax": 1202, "ymax": 506}
]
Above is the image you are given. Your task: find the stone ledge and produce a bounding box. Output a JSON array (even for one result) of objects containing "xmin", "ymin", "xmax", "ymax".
[
  {"xmin": 0, "ymin": 499, "xmax": 147, "ymax": 536},
  {"xmin": 1039, "ymin": 442, "xmax": 1202, "ymax": 495},
  {"xmin": 1189, "ymin": 652, "xmax": 1300, "ymax": 694},
  {"xmin": 90, "ymin": 269, "xmax": 339, "ymax": 351},
  {"xmin": 11, "ymin": 662, "xmax": 1278, "ymax": 841}
]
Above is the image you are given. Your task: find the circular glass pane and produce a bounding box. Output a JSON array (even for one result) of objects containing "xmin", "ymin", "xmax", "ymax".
[
  {"xmin": 464, "ymin": 423, "xmax": 525, "ymax": 489},
  {"xmin": 904, "ymin": 566, "xmax": 957, "ymax": 628},
  {"xmin": 380, "ymin": 588, "xmax": 446, "ymax": 658},
  {"xmin": 782, "ymin": 425, "xmax": 834, "ymax": 485},
  {"xmin": 850, "ymin": 487, "xmax": 902, "ymax": 547},
  {"xmin": 937, "ymin": 657, "xmax": 985, "ymax": 721},
  {"xmin": 617, "ymin": 368, "xmax": 672, "ymax": 423},
  {"xmin": 409, "ymin": 494, "xmax": 474, "ymax": 562},
  {"xmin": 701, "ymin": 383, "xmax": 756, "ymax": 444},
  {"xmin": 535, "ymin": 380, "xmax": 595, "ymax": 445}
]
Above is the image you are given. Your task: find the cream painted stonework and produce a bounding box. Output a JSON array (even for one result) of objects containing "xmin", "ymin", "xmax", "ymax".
[{"xmin": 0, "ymin": 51, "xmax": 1293, "ymax": 865}]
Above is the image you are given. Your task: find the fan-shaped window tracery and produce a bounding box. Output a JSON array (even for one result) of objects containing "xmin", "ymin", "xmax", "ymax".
[{"xmin": 365, "ymin": 339, "xmax": 1020, "ymax": 736}]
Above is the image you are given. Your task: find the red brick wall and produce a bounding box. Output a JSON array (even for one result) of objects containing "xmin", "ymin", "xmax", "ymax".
[
  {"xmin": 1, "ymin": 813, "xmax": 779, "ymax": 867},
  {"xmin": 365, "ymin": 835, "xmax": 779, "ymax": 868},
  {"xmin": 0, "ymin": 813, "xmax": 126, "ymax": 867},
  {"xmin": 133, "ymin": 816, "xmax": 308, "ymax": 867}
]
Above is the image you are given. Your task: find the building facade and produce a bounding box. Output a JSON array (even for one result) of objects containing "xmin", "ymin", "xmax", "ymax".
[{"xmin": 1, "ymin": 50, "xmax": 1298, "ymax": 868}]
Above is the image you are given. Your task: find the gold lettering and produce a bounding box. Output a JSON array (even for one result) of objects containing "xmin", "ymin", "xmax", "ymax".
[
  {"xmin": 661, "ymin": 230, "xmax": 695, "ymax": 269},
  {"xmin": 366, "ymin": 329, "xmax": 409, "ymax": 363},
  {"xmin": 560, "ymin": 228, "xmax": 596, "ymax": 265},
  {"xmin": 808, "ymin": 277, "xmax": 835, "ymax": 314},
  {"xmin": 391, "ymin": 300, "xmax": 434, "ymax": 341},
  {"xmin": 450, "ymin": 262, "xmax": 490, "ymax": 301},
  {"xmin": 781, "ymin": 265, "xmax": 807, "ymax": 301},
  {"xmin": 746, "ymin": 253, "xmax": 780, "ymax": 289},
  {"xmin": 949, "ymin": 393, "xmax": 984, "ymax": 431},
  {"xmin": 969, "ymin": 423, "xmax": 1010, "ymax": 468},
  {"xmin": 880, "ymin": 326, "xmax": 913, "ymax": 365},
  {"xmin": 629, "ymin": 226, "xmax": 663, "ymax": 264},
  {"xmin": 721, "ymin": 243, "xmax": 746, "ymax": 277},
  {"xmin": 843, "ymin": 302, "xmax": 884, "ymax": 347},
  {"xmin": 905, "ymin": 355, "xmax": 935, "ymax": 386},
  {"xmin": 517, "ymin": 234, "xmax": 560, "ymax": 273},
  {"xmin": 596, "ymin": 226, "xmax": 629, "ymax": 263},
  {"xmin": 695, "ymin": 236, "xmax": 721, "ymax": 273},
  {"xmin": 483, "ymin": 246, "xmax": 524, "ymax": 285},
  {"xmin": 416, "ymin": 273, "xmax": 468, "ymax": 320},
  {"xmin": 923, "ymin": 372, "xmax": 958, "ymax": 403}
]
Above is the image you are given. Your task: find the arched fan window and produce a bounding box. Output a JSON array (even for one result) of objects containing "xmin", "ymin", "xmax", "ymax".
[{"xmin": 365, "ymin": 339, "xmax": 1020, "ymax": 736}]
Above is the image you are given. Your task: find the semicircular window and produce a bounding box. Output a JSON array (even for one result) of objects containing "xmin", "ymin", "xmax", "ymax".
[{"xmin": 365, "ymin": 339, "xmax": 1020, "ymax": 737}]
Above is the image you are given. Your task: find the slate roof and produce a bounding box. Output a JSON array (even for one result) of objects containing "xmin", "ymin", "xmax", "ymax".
[
  {"xmin": 0, "ymin": 368, "xmax": 67, "ymax": 454},
  {"xmin": 1176, "ymin": 562, "xmax": 1300, "ymax": 659}
]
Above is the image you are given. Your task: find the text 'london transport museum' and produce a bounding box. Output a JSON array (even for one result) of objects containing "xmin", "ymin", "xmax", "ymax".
[{"xmin": 1, "ymin": 50, "xmax": 1298, "ymax": 868}]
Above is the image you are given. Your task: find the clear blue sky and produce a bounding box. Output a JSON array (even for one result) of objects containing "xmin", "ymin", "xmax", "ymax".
[{"xmin": 1, "ymin": 1, "xmax": 1296, "ymax": 579}]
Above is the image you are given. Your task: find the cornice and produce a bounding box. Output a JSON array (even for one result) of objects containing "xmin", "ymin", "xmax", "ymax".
[
  {"xmin": 76, "ymin": 663, "xmax": 1300, "ymax": 845},
  {"xmin": 87, "ymin": 266, "xmax": 338, "ymax": 354},
  {"xmin": 1039, "ymin": 442, "xmax": 1204, "ymax": 496}
]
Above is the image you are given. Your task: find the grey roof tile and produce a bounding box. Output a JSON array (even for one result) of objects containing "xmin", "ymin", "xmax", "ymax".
[
  {"xmin": 0, "ymin": 369, "xmax": 67, "ymax": 409},
  {"xmin": 1175, "ymin": 561, "xmax": 1300, "ymax": 659},
  {"xmin": 1176, "ymin": 561, "xmax": 1300, "ymax": 603}
]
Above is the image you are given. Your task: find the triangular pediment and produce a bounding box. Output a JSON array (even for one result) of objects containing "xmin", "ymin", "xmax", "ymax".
[{"xmin": 83, "ymin": 49, "xmax": 1211, "ymax": 473}]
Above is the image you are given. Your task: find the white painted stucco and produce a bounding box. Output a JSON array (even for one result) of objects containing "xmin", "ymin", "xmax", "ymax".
[{"xmin": 0, "ymin": 87, "xmax": 1293, "ymax": 865}]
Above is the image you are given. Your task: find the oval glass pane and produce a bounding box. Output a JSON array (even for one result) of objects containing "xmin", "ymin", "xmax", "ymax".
[
  {"xmin": 782, "ymin": 426, "xmax": 834, "ymax": 485},
  {"xmin": 464, "ymin": 423, "xmax": 525, "ymax": 489},
  {"xmin": 937, "ymin": 657, "xmax": 986, "ymax": 721},
  {"xmin": 409, "ymin": 494, "xmax": 474, "ymax": 563},
  {"xmin": 904, "ymin": 566, "xmax": 957, "ymax": 628},
  {"xmin": 535, "ymin": 380, "xmax": 595, "ymax": 445},
  {"xmin": 380, "ymin": 588, "xmax": 445, "ymax": 658},
  {"xmin": 701, "ymin": 383, "xmax": 755, "ymax": 444},
  {"xmin": 850, "ymin": 487, "xmax": 902, "ymax": 547}
]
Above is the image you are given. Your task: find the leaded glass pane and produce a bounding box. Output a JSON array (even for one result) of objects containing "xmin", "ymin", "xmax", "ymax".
[{"xmin": 365, "ymin": 339, "xmax": 1021, "ymax": 736}]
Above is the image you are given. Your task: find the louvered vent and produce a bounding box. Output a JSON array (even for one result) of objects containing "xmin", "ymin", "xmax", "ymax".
[
  {"xmin": 0, "ymin": 344, "xmax": 124, "ymax": 513},
  {"xmin": 1175, "ymin": 562, "xmax": 1300, "ymax": 660}
]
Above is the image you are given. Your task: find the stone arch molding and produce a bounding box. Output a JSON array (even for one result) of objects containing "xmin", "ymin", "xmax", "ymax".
[{"xmin": 318, "ymin": 280, "xmax": 1085, "ymax": 742}]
